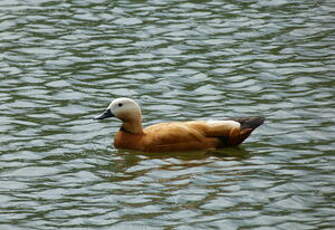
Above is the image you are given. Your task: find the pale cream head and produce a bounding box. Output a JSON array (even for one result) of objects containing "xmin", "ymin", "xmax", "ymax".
[
  {"xmin": 95, "ymin": 97, "xmax": 143, "ymax": 134},
  {"xmin": 107, "ymin": 97, "xmax": 142, "ymax": 122}
]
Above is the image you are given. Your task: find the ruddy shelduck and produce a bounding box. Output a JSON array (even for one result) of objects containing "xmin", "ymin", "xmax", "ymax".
[{"xmin": 95, "ymin": 98, "xmax": 264, "ymax": 152}]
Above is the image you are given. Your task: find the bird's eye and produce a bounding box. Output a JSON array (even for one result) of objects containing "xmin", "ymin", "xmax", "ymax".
[{"xmin": 118, "ymin": 103, "xmax": 123, "ymax": 107}]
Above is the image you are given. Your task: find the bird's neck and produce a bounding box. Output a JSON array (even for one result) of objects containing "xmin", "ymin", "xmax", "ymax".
[{"xmin": 121, "ymin": 119, "xmax": 144, "ymax": 134}]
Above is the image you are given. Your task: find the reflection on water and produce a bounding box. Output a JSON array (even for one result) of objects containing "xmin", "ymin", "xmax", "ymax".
[{"xmin": 1, "ymin": 0, "xmax": 335, "ymax": 229}]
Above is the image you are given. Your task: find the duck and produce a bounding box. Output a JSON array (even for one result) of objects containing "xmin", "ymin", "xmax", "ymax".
[{"xmin": 94, "ymin": 97, "xmax": 264, "ymax": 152}]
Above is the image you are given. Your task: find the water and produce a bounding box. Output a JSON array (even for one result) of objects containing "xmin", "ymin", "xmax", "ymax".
[{"xmin": 1, "ymin": 0, "xmax": 335, "ymax": 229}]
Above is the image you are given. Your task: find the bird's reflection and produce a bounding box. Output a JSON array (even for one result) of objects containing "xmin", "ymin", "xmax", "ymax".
[{"xmin": 97, "ymin": 146, "xmax": 252, "ymax": 182}]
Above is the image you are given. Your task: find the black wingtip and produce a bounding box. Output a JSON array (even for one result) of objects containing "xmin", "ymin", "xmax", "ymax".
[{"xmin": 232, "ymin": 116, "xmax": 265, "ymax": 130}]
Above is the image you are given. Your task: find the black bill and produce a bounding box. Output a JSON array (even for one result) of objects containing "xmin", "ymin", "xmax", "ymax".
[{"xmin": 94, "ymin": 109, "xmax": 114, "ymax": 120}]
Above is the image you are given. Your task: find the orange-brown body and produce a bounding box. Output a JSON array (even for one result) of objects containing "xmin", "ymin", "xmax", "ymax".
[{"xmin": 114, "ymin": 120, "xmax": 259, "ymax": 152}]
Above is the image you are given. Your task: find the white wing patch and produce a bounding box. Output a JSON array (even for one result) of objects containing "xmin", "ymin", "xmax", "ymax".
[{"xmin": 205, "ymin": 120, "xmax": 241, "ymax": 129}]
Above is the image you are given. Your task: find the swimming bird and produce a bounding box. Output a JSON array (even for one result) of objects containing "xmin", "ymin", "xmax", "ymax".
[{"xmin": 94, "ymin": 98, "xmax": 264, "ymax": 152}]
